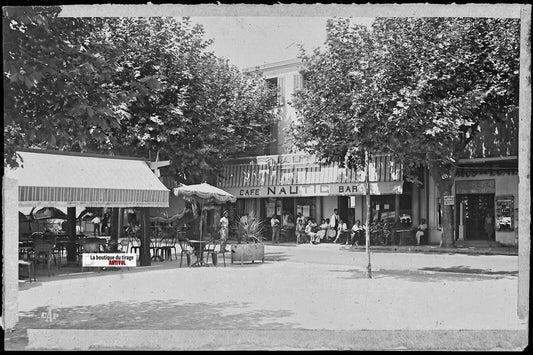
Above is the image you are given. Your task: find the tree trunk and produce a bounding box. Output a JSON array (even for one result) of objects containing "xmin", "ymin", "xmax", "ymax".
[
  {"xmin": 428, "ymin": 162, "xmax": 456, "ymax": 248},
  {"xmin": 109, "ymin": 208, "xmax": 119, "ymax": 252},
  {"xmin": 139, "ymin": 208, "xmax": 151, "ymax": 266},
  {"xmin": 66, "ymin": 207, "xmax": 77, "ymax": 264},
  {"xmin": 365, "ymin": 150, "xmax": 372, "ymax": 278}
]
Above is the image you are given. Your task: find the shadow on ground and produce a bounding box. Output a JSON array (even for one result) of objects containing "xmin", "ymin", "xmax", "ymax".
[
  {"xmin": 14, "ymin": 300, "xmax": 299, "ymax": 331},
  {"xmin": 5, "ymin": 300, "xmax": 300, "ymax": 350},
  {"xmin": 263, "ymin": 251, "xmax": 290, "ymax": 262},
  {"xmin": 330, "ymin": 267, "xmax": 517, "ymax": 282}
]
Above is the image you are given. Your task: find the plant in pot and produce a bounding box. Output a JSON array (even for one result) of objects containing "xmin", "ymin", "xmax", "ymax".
[{"xmin": 230, "ymin": 211, "xmax": 266, "ymax": 265}]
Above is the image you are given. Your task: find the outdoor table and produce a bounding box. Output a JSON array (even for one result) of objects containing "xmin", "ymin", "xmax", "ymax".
[
  {"xmin": 150, "ymin": 237, "xmax": 164, "ymax": 261},
  {"xmin": 188, "ymin": 240, "xmax": 208, "ymax": 267},
  {"xmin": 395, "ymin": 229, "xmax": 414, "ymax": 245}
]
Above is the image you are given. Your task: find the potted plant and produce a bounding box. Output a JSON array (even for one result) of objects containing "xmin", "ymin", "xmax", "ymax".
[{"xmin": 230, "ymin": 211, "xmax": 266, "ymax": 265}]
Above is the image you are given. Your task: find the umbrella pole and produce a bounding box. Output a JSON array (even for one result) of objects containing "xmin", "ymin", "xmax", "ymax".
[{"xmin": 199, "ymin": 201, "xmax": 204, "ymax": 241}]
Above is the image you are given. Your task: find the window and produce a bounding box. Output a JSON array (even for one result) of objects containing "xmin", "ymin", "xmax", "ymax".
[
  {"xmin": 293, "ymin": 73, "xmax": 304, "ymax": 92},
  {"xmin": 266, "ymin": 77, "xmax": 285, "ymax": 107}
]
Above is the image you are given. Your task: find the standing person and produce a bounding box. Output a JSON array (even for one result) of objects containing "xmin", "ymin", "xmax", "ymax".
[
  {"xmin": 330, "ymin": 209, "xmax": 340, "ymax": 230},
  {"xmin": 484, "ymin": 213, "xmax": 494, "ymax": 241},
  {"xmin": 219, "ymin": 211, "xmax": 229, "ymax": 241},
  {"xmin": 271, "ymin": 214, "xmax": 281, "ymax": 243},
  {"xmin": 295, "ymin": 212, "xmax": 306, "ymax": 244},
  {"xmin": 281, "ymin": 209, "xmax": 295, "ymax": 242},
  {"xmin": 101, "ymin": 213, "xmax": 109, "ymax": 235},
  {"xmin": 415, "ymin": 218, "xmax": 428, "ymax": 245},
  {"xmin": 91, "ymin": 215, "xmax": 101, "ymax": 236}
]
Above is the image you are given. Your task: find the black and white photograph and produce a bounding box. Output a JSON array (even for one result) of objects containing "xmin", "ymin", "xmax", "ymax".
[{"xmin": 2, "ymin": 3, "xmax": 530, "ymax": 351}]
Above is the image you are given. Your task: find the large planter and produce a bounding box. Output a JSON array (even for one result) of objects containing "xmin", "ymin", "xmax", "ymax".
[{"xmin": 230, "ymin": 243, "xmax": 265, "ymax": 265}]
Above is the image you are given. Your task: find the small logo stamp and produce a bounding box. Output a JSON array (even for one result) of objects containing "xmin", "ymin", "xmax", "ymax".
[{"xmin": 40, "ymin": 307, "xmax": 58, "ymax": 322}]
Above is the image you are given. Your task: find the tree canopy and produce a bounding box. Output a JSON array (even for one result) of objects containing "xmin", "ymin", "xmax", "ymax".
[
  {"xmin": 3, "ymin": 7, "xmax": 276, "ymax": 184},
  {"xmin": 289, "ymin": 17, "xmax": 520, "ymax": 247}
]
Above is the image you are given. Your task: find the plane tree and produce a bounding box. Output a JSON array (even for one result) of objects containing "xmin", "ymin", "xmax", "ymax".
[
  {"xmin": 289, "ymin": 17, "xmax": 519, "ymax": 249},
  {"xmin": 4, "ymin": 9, "xmax": 276, "ymax": 184}
]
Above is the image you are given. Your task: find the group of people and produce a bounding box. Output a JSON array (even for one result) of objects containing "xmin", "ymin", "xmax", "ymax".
[
  {"xmin": 288, "ymin": 208, "xmax": 367, "ymax": 246},
  {"xmin": 251, "ymin": 207, "xmax": 430, "ymax": 246}
]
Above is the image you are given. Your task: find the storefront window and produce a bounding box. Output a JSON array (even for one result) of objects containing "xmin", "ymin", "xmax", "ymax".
[
  {"xmin": 295, "ymin": 197, "xmax": 316, "ymax": 220},
  {"xmin": 496, "ymin": 196, "xmax": 514, "ymax": 231},
  {"xmin": 370, "ymin": 195, "xmax": 396, "ymax": 222}
]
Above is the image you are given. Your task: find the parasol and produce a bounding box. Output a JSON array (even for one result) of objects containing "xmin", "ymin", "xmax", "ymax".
[
  {"xmin": 173, "ymin": 183, "xmax": 236, "ymax": 241},
  {"xmin": 32, "ymin": 207, "xmax": 67, "ymax": 220},
  {"xmin": 19, "ymin": 211, "xmax": 32, "ymax": 234}
]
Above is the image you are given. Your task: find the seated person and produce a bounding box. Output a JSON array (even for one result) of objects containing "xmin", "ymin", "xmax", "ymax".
[
  {"xmin": 305, "ymin": 219, "xmax": 320, "ymax": 244},
  {"xmin": 415, "ymin": 219, "xmax": 428, "ymax": 245},
  {"xmin": 325, "ymin": 218, "xmax": 336, "ymax": 242},
  {"xmin": 333, "ymin": 219, "xmax": 349, "ymax": 244},
  {"xmin": 316, "ymin": 219, "xmax": 329, "ymax": 241},
  {"xmin": 350, "ymin": 220, "xmax": 364, "ymax": 247}
]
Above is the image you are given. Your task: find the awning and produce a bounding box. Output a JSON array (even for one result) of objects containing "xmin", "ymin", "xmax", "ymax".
[
  {"xmin": 8, "ymin": 150, "xmax": 169, "ymax": 208},
  {"xmin": 218, "ymin": 154, "xmax": 404, "ymax": 198}
]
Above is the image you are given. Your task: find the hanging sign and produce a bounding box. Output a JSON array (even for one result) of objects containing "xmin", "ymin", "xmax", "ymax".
[{"xmin": 443, "ymin": 195, "xmax": 455, "ymax": 205}]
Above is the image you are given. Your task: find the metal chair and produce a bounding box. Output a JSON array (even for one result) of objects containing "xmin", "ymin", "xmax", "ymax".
[
  {"xmin": 204, "ymin": 239, "xmax": 217, "ymax": 266},
  {"xmin": 178, "ymin": 239, "xmax": 194, "ymax": 267},
  {"xmin": 210, "ymin": 239, "xmax": 229, "ymax": 267},
  {"xmin": 150, "ymin": 234, "xmax": 164, "ymax": 261},
  {"xmin": 159, "ymin": 235, "xmax": 178, "ymax": 261},
  {"xmin": 129, "ymin": 235, "xmax": 141, "ymax": 255},
  {"xmin": 117, "ymin": 238, "xmax": 131, "ymax": 253},
  {"xmin": 30, "ymin": 241, "xmax": 56, "ymax": 277},
  {"xmin": 80, "ymin": 238, "xmax": 106, "ymax": 272}
]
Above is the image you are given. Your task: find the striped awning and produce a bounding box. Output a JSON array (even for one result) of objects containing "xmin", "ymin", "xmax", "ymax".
[
  {"xmin": 218, "ymin": 154, "xmax": 403, "ymax": 198},
  {"xmin": 9, "ymin": 150, "xmax": 169, "ymax": 208}
]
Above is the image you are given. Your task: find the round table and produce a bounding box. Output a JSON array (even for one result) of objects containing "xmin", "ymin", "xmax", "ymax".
[{"xmin": 188, "ymin": 240, "xmax": 208, "ymax": 267}]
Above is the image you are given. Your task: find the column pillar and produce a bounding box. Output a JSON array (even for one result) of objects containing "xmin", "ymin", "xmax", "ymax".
[
  {"xmin": 395, "ymin": 194, "xmax": 400, "ymax": 223},
  {"xmin": 2, "ymin": 176, "xmax": 19, "ymax": 329},
  {"xmin": 66, "ymin": 207, "xmax": 77, "ymax": 264},
  {"xmin": 411, "ymin": 183, "xmax": 420, "ymax": 226},
  {"xmin": 518, "ymin": 4, "xmax": 531, "ymax": 321}
]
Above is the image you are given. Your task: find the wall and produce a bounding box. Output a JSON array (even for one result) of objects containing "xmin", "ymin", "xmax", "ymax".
[
  {"xmin": 455, "ymin": 173, "xmax": 519, "ymax": 245},
  {"xmin": 2, "ymin": 176, "xmax": 19, "ymax": 329},
  {"xmin": 322, "ymin": 196, "xmax": 339, "ymax": 223},
  {"xmin": 260, "ymin": 61, "xmax": 302, "ymax": 155},
  {"xmin": 427, "ymin": 171, "xmax": 519, "ymax": 245}
]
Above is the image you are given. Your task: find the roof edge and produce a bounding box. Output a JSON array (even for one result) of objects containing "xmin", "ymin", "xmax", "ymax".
[{"xmin": 17, "ymin": 148, "xmax": 148, "ymax": 162}]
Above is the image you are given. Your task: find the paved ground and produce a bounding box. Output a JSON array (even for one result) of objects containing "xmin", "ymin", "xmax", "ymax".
[{"xmin": 4, "ymin": 243, "xmax": 527, "ymax": 350}]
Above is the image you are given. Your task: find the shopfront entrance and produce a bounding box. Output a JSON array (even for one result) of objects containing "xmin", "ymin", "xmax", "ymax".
[{"xmin": 457, "ymin": 194, "xmax": 495, "ymax": 240}]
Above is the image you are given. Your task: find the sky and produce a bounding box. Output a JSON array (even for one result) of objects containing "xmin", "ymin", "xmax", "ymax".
[
  {"xmin": 58, "ymin": 5, "xmax": 374, "ymax": 70},
  {"xmin": 188, "ymin": 17, "xmax": 375, "ymax": 70},
  {"xmin": 189, "ymin": 17, "xmax": 329, "ymax": 69},
  {"xmin": 57, "ymin": 4, "xmax": 521, "ymax": 70}
]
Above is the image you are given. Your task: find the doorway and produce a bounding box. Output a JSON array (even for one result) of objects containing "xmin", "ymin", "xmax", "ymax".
[{"xmin": 456, "ymin": 194, "xmax": 495, "ymax": 240}]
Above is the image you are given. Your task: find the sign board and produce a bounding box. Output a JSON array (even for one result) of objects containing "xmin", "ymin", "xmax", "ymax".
[
  {"xmin": 443, "ymin": 195, "xmax": 455, "ymax": 206},
  {"xmin": 82, "ymin": 253, "xmax": 136, "ymax": 267}
]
